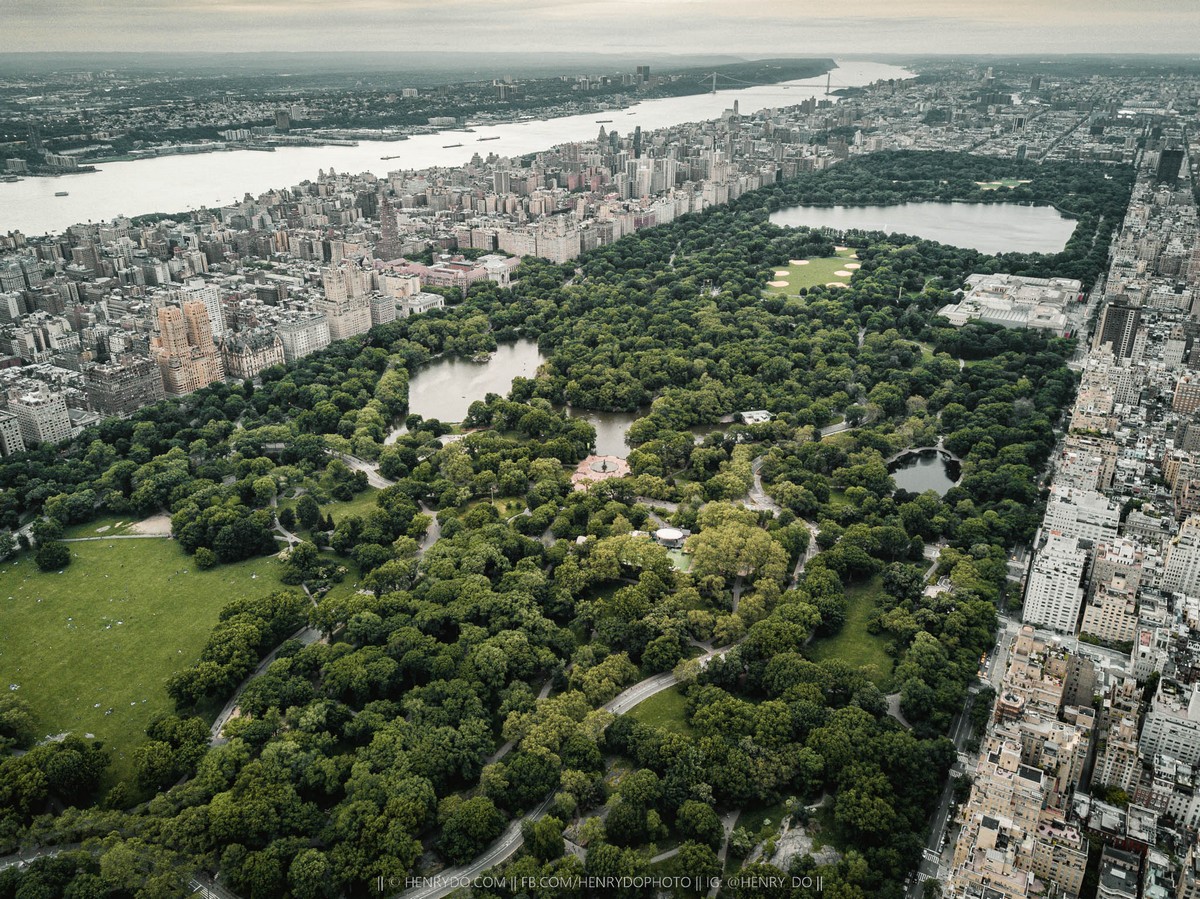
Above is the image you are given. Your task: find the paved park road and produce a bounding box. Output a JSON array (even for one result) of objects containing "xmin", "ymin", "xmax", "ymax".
[{"xmin": 395, "ymin": 643, "xmax": 734, "ymax": 899}]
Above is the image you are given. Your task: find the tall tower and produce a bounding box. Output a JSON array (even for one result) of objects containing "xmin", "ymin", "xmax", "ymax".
[
  {"xmin": 376, "ymin": 193, "xmax": 401, "ymax": 261},
  {"xmin": 1092, "ymin": 302, "xmax": 1142, "ymax": 358},
  {"xmin": 1157, "ymin": 147, "xmax": 1185, "ymax": 185}
]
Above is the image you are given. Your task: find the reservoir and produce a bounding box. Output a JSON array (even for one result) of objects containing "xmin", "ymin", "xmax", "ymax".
[
  {"xmin": 769, "ymin": 201, "xmax": 1077, "ymax": 255},
  {"xmin": 889, "ymin": 449, "xmax": 961, "ymax": 496},
  {"xmin": 0, "ymin": 60, "xmax": 912, "ymax": 236}
]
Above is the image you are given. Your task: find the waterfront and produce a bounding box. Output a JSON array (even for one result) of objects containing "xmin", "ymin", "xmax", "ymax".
[
  {"xmin": 769, "ymin": 200, "xmax": 1077, "ymax": 255},
  {"xmin": 0, "ymin": 60, "xmax": 911, "ymax": 236}
]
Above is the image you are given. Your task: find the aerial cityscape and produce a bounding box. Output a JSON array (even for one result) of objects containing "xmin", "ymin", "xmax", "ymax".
[{"xmin": 3, "ymin": 3, "xmax": 1200, "ymax": 899}]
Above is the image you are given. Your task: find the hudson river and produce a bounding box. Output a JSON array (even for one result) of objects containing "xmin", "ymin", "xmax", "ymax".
[{"xmin": 0, "ymin": 60, "xmax": 912, "ymax": 236}]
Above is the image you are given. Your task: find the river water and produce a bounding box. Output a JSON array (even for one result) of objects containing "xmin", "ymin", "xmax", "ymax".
[
  {"xmin": 1, "ymin": 60, "xmax": 912, "ymax": 236},
  {"xmin": 769, "ymin": 201, "xmax": 1077, "ymax": 255}
]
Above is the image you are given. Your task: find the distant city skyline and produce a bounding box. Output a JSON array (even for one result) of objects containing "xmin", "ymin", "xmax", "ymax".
[{"xmin": 4, "ymin": 0, "xmax": 1200, "ymax": 56}]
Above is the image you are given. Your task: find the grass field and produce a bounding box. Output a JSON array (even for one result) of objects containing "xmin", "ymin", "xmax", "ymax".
[
  {"xmin": 0, "ymin": 539, "xmax": 292, "ymax": 786},
  {"xmin": 738, "ymin": 798, "xmax": 792, "ymax": 840},
  {"xmin": 806, "ymin": 573, "xmax": 894, "ymax": 686},
  {"xmin": 763, "ymin": 247, "xmax": 860, "ymax": 295},
  {"xmin": 463, "ymin": 496, "xmax": 526, "ymax": 520},
  {"xmin": 279, "ymin": 486, "xmax": 380, "ymax": 528},
  {"xmin": 827, "ymin": 488, "xmax": 852, "ymax": 509},
  {"xmin": 627, "ymin": 686, "xmax": 694, "ymax": 736}
]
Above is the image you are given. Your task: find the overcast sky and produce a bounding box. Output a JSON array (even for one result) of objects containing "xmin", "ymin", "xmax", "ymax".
[{"xmin": 4, "ymin": 0, "xmax": 1199, "ymax": 55}]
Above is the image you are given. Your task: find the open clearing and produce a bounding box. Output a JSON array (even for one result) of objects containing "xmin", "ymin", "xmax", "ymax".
[
  {"xmin": 627, "ymin": 685, "xmax": 694, "ymax": 736},
  {"xmin": 806, "ymin": 573, "xmax": 894, "ymax": 686},
  {"xmin": 278, "ymin": 486, "xmax": 381, "ymax": 530},
  {"xmin": 763, "ymin": 247, "xmax": 859, "ymax": 295},
  {"xmin": 975, "ymin": 178, "xmax": 1032, "ymax": 190},
  {"xmin": 0, "ymin": 539, "xmax": 292, "ymax": 786}
]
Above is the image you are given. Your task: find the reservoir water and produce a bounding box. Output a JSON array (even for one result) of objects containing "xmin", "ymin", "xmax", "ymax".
[
  {"xmin": 889, "ymin": 449, "xmax": 961, "ymax": 496},
  {"xmin": 769, "ymin": 201, "xmax": 1077, "ymax": 255},
  {"xmin": 0, "ymin": 60, "xmax": 912, "ymax": 236}
]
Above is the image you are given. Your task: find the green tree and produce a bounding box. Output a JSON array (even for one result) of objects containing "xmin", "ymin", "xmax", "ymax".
[{"xmin": 35, "ymin": 540, "xmax": 71, "ymax": 571}]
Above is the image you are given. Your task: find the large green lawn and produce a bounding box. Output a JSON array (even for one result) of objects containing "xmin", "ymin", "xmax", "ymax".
[
  {"xmin": 627, "ymin": 686, "xmax": 694, "ymax": 736},
  {"xmin": 806, "ymin": 573, "xmax": 894, "ymax": 686},
  {"xmin": 0, "ymin": 539, "xmax": 292, "ymax": 786},
  {"xmin": 764, "ymin": 247, "xmax": 860, "ymax": 295}
]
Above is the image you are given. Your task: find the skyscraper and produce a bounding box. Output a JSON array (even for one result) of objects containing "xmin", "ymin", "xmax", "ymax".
[
  {"xmin": 1093, "ymin": 302, "xmax": 1141, "ymax": 358},
  {"xmin": 376, "ymin": 193, "xmax": 402, "ymax": 261},
  {"xmin": 1157, "ymin": 147, "xmax": 1185, "ymax": 184}
]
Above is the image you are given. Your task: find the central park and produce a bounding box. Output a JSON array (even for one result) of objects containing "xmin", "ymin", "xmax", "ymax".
[{"xmin": 0, "ymin": 150, "xmax": 1132, "ymax": 898}]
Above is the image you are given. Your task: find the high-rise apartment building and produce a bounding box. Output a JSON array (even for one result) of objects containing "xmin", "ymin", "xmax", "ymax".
[
  {"xmin": 376, "ymin": 194, "xmax": 402, "ymax": 261},
  {"xmin": 1163, "ymin": 517, "xmax": 1200, "ymax": 595},
  {"xmin": 1157, "ymin": 147, "xmax": 1185, "ymax": 185},
  {"xmin": 1093, "ymin": 302, "xmax": 1142, "ymax": 358},
  {"xmin": 277, "ymin": 314, "xmax": 330, "ymax": 363},
  {"xmin": 1023, "ymin": 533, "xmax": 1087, "ymax": 633},
  {"xmin": 84, "ymin": 356, "xmax": 167, "ymax": 417},
  {"xmin": 9, "ymin": 384, "xmax": 72, "ymax": 446},
  {"xmin": 0, "ymin": 410, "xmax": 25, "ymax": 456},
  {"xmin": 1141, "ymin": 681, "xmax": 1200, "ymax": 768},
  {"xmin": 151, "ymin": 302, "xmax": 225, "ymax": 396},
  {"xmin": 1080, "ymin": 574, "xmax": 1139, "ymax": 644}
]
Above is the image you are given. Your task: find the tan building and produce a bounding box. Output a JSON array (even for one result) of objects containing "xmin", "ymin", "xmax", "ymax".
[
  {"xmin": 1179, "ymin": 839, "xmax": 1200, "ymax": 899},
  {"xmin": 1094, "ymin": 715, "xmax": 1143, "ymax": 794},
  {"xmin": 1175, "ymin": 374, "xmax": 1200, "ymax": 415},
  {"xmin": 1081, "ymin": 574, "xmax": 1139, "ymax": 645},
  {"xmin": 947, "ymin": 627, "xmax": 1094, "ymax": 899},
  {"xmin": 151, "ymin": 302, "xmax": 225, "ymax": 396},
  {"xmin": 1090, "ymin": 540, "xmax": 1145, "ymax": 592}
]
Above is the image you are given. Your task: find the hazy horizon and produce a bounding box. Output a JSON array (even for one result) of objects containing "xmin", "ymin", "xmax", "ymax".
[{"xmin": 5, "ymin": 0, "xmax": 1200, "ymax": 56}]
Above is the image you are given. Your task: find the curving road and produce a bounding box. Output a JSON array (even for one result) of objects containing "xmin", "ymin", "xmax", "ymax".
[
  {"xmin": 747, "ymin": 457, "xmax": 781, "ymax": 514},
  {"xmin": 209, "ymin": 624, "xmax": 323, "ymax": 746},
  {"xmin": 397, "ymin": 797, "xmax": 553, "ymax": 899},
  {"xmin": 330, "ymin": 450, "xmax": 397, "ymax": 490},
  {"xmin": 395, "ymin": 645, "xmax": 741, "ymax": 899}
]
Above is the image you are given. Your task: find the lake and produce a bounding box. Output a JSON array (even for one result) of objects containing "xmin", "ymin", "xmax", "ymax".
[
  {"xmin": 397, "ymin": 339, "xmax": 724, "ymax": 457},
  {"xmin": 0, "ymin": 60, "xmax": 913, "ymax": 236},
  {"xmin": 405, "ymin": 339, "xmax": 544, "ymax": 426},
  {"xmin": 769, "ymin": 201, "xmax": 1077, "ymax": 255},
  {"xmin": 889, "ymin": 449, "xmax": 961, "ymax": 496}
]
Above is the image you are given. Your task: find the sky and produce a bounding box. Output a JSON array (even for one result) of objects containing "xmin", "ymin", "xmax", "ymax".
[{"xmin": 3, "ymin": 0, "xmax": 1200, "ymax": 56}]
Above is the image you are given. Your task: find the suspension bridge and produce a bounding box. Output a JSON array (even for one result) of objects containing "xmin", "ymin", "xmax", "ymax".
[{"xmin": 697, "ymin": 71, "xmax": 864, "ymax": 94}]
